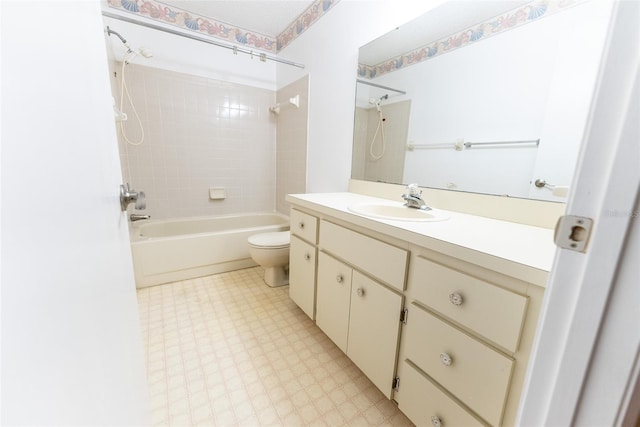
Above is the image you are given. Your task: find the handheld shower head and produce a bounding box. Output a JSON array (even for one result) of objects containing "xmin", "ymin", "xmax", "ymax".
[
  {"xmin": 124, "ymin": 46, "xmax": 153, "ymax": 64},
  {"xmin": 138, "ymin": 47, "xmax": 153, "ymax": 58},
  {"xmin": 368, "ymin": 97, "xmax": 382, "ymax": 112}
]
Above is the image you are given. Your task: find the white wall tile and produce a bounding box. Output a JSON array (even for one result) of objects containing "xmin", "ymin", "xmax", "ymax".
[{"xmin": 116, "ymin": 64, "xmax": 277, "ymax": 220}]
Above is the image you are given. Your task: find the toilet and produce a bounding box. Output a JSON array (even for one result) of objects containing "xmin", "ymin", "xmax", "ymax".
[{"xmin": 248, "ymin": 231, "xmax": 291, "ymax": 287}]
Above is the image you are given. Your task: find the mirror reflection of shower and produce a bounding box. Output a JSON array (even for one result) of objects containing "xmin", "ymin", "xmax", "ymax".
[
  {"xmin": 369, "ymin": 94, "xmax": 388, "ymax": 160},
  {"xmin": 107, "ymin": 26, "xmax": 153, "ymax": 146},
  {"xmin": 352, "ymin": 80, "xmax": 410, "ymax": 183}
]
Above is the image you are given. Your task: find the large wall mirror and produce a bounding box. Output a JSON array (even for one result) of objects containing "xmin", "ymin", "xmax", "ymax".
[{"xmin": 351, "ymin": 0, "xmax": 612, "ymax": 201}]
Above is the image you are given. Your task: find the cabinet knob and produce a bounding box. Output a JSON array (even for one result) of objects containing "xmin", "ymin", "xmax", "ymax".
[
  {"xmin": 449, "ymin": 292, "xmax": 463, "ymax": 306},
  {"xmin": 336, "ymin": 274, "xmax": 344, "ymax": 283},
  {"xmin": 440, "ymin": 352, "xmax": 453, "ymax": 366},
  {"xmin": 356, "ymin": 287, "xmax": 365, "ymax": 297},
  {"xmin": 298, "ymin": 221, "xmax": 305, "ymax": 229},
  {"xmin": 304, "ymin": 253, "xmax": 311, "ymax": 261},
  {"xmin": 431, "ymin": 415, "xmax": 442, "ymax": 427}
]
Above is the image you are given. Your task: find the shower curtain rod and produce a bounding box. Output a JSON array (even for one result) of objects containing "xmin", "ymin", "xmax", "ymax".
[
  {"xmin": 102, "ymin": 11, "xmax": 305, "ymax": 69},
  {"xmin": 356, "ymin": 79, "xmax": 406, "ymax": 95}
]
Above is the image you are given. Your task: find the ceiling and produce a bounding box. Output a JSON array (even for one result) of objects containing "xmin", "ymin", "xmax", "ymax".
[{"xmin": 160, "ymin": 0, "xmax": 315, "ymax": 36}]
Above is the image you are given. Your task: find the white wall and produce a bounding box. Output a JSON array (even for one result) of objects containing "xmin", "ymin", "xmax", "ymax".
[{"xmin": 276, "ymin": 0, "xmax": 447, "ymax": 193}]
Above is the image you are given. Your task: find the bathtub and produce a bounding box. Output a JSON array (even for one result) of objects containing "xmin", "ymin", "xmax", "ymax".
[{"xmin": 130, "ymin": 213, "xmax": 289, "ymax": 287}]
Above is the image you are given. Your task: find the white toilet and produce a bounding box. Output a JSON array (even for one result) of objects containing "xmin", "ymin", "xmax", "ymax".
[{"xmin": 248, "ymin": 231, "xmax": 290, "ymax": 287}]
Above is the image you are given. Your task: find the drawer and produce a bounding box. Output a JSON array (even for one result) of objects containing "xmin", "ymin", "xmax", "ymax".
[
  {"xmin": 319, "ymin": 220, "xmax": 407, "ymax": 291},
  {"xmin": 410, "ymin": 256, "xmax": 528, "ymax": 352},
  {"xmin": 397, "ymin": 360, "xmax": 486, "ymax": 427},
  {"xmin": 290, "ymin": 209, "xmax": 318, "ymax": 244},
  {"xmin": 405, "ymin": 304, "xmax": 512, "ymax": 426}
]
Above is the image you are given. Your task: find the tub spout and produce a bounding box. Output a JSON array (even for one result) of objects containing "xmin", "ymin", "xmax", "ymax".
[{"xmin": 130, "ymin": 214, "xmax": 150, "ymax": 222}]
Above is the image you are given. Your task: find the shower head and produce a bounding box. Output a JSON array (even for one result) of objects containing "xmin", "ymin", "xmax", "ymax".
[
  {"xmin": 107, "ymin": 26, "xmax": 153, "ymax": 63},
  {"xmin": 368, "ymin": 96, "xmax": 384, "ymax": 112}
]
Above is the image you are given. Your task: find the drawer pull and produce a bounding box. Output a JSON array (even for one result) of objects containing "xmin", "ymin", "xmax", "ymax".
[
  {"xmin": 449, "ymin": 292, "xmax": 463, "ymax": 306},
  {"xmin": 304, "ymin": 253, "xmax": 311, "ymax": 261},
  {"xmin": 440, "ymin": 352, "xmax": 453, "ymax": 366},
  {"xmin": 431, "ymin": 415, "xmax": 443, "ymax": 427},
  {"xmin": 298, "ymin": 221, "xmax": 305, "ymax": 229},
  {"xmin": 356, "ymin": 287, "xmax": 365, "ymax": 297},
  {"xmin": 336, "ymin": 274, "xmax": 344, "ymax": 283}
]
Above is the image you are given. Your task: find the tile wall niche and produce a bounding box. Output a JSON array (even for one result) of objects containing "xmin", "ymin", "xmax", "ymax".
[
  {"xmin": 275, "ymin": 75, "xmax": 309, "ymax": 214},
  {"xmin": 115, "ymin": 63, "xmax": 277, "ymax": 220}
]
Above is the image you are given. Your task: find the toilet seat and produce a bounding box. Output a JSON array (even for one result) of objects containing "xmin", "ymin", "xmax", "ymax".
[{"xmin": 248, "ymin": 231, "xmax": 290, "ymax": 249}]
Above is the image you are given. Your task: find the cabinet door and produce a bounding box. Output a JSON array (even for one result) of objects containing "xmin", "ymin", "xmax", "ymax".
[
  {"xmin": 289, "ymin": 235, "xmax": 316, "ymax": 319},
  {"xmin": 347, "ymin": 271, "xmax": 403, "ymax": 398},
  {"xmin": 316, "ymin": 252, "xmax": 352, "ymax": 353}
]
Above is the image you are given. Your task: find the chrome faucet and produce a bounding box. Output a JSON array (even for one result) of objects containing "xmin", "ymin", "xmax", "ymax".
[
  {"xmin": 402, "ymin": 183, "xmax": 431, "ymax": 210},
  {"xmin": 130, "ymin": 214, "xmax": 151, "ymax": 222},
  {"xmin": 119, "ymin": 183, "xmax": 146, "ymax": 211}
]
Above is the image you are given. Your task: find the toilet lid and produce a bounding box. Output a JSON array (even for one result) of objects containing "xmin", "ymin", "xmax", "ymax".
[{"xmin": 248, "ymin": 231, "xmax": 290, "ymax": 248}]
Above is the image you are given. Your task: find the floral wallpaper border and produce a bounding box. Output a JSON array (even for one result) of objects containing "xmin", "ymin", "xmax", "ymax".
[
  {"xmin": 359, "ymin": 0, "xmax": 586, "ymax": 79},
  {"xmin": 106, "ymin": 0, "xmax": 340, "ymax": 54},
  {"xmin": 277, "ymin": 0, "xmax": 339, "ymax": 51}
]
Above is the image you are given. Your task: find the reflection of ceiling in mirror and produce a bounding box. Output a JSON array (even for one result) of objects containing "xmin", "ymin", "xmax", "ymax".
[
  {"xmin": 358, "ymin": 1, "xmax": 529, "ymax": 65},
  {"xmin": 358, "ymin": 0, "xmax": 584, "ymax": 79}
]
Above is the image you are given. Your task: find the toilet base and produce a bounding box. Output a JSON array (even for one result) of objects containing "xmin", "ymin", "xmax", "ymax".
[{"xmin": 263, "ymin": 266, "xmax": 289, "ymax": 287}]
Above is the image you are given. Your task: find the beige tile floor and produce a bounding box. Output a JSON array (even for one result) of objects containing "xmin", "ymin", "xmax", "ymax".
[{"xmin": 137, "ymin": 267, "xmax": 413, "ymax": 426}]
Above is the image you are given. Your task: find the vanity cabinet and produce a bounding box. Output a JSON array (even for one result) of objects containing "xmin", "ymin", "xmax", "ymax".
[
  {"xmin": 286, "ymin": 193, "xmax": 548, "ymax": 426},
  {"xmin": 288, "ymin": 209, "xmax": 318, "ymax": 320},
  {"xmin": 316, "ymin": 252, "xmax": 403, "ymax": 398}
]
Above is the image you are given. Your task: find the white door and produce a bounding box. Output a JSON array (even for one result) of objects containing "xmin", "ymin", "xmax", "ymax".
[
  {"xmin": 517, "ymin": 1, "xmax": 640, "ymax": 425},
  {"xmin": 1, "ymin": 1, "xmax": 150, "ymax": 424}
]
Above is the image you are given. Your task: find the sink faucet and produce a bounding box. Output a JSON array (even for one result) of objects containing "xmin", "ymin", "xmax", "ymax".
[{"xmin": 402, "ymin": 183, "xmax": 431, "ymax": 210}]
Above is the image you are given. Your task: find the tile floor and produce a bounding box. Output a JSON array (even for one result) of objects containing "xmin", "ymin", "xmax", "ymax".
[{"xmin": 137, "ymin": 267, "xmax": 413, "ymax": 426}]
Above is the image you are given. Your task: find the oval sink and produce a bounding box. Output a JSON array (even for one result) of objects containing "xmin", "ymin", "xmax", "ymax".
[{"xmin": 348, "ymin": 202, "xmax": 449, "ymax": 222}]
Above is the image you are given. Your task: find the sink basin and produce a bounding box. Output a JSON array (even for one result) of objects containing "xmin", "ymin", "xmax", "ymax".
[{"xmin": 348, "ymin": 202, "xmax": 449, "ymax": 222}]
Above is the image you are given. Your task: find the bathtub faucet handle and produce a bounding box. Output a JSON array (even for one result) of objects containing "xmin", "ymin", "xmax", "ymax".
[
  {"xmin": 119, "ymin": 183, "xmax": 146, "ymax": 211},
  {"xmin": 130, "ymin": 214, "xmax": 150, "ymax": 222}
]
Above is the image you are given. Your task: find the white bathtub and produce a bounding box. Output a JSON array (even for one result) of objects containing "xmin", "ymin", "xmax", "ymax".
[{"xmin": 130, "ymin": 213, "xmax": 289, "ymax": 287}]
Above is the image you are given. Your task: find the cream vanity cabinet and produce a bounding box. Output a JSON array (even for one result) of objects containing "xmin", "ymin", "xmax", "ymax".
[
  {"xmin": 395, "ymin": 247, "xmax": 544, "ymax": 427},
  {"xmin": 286, "ymin": 194, "xmax": 547, "ymax": 427},
  {"xmin": 288, "ymin": 209, "xmax": 318, "ymax": 319},
  {"xmin": 315, "ymin": 220, "xmax": 408, "ymax": 398}
]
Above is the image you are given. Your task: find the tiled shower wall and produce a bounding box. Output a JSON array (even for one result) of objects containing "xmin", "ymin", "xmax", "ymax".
[
  {"xmin": 276, "ymin": 75, "xmax": 309, "ymax": 214},
  {"xmin": 116, "ymin": 63, "xmax": 277, "ymax": 220}
]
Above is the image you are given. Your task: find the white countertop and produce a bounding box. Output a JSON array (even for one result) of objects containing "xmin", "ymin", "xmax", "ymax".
[{"xmin": 286, "ymin": 192, "xmax": 557, "ymax": 287}]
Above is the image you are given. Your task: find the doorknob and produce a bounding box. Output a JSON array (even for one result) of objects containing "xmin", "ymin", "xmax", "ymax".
[{"xmin": 120, "ymin": 183, "xmax": 146, "ymax": 211}]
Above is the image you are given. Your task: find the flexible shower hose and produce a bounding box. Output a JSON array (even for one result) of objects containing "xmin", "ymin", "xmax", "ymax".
[{"xmin": 119, "ymin": 55, "xmax": 145, "ymax": 146}]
